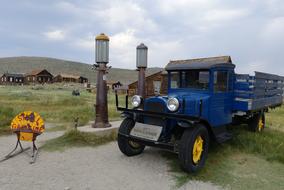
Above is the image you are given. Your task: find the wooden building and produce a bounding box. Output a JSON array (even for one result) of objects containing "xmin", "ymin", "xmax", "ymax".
[
  {"xmin": 0, "ymin": 73, "xmax": 25, "ymax": 85},
  {"xmin": 25, "ymin": 69, "xmax": 53, "ymax": 83},
  {"xmin": 53, "ymin": 74, "xmax": 88, "ymax": 83},
  {"xmin": 128, "ymin": 71, "xmax": 168, "ymax": 97}
]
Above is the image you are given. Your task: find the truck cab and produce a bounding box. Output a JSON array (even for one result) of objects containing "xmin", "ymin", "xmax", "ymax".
[
  {"xmin": 116, "ymin": 56, "xmax": 283, "ymax": 173},
  {"xmin": 163, "ymin": 56, "xmax": 235, "ymax": 127}
]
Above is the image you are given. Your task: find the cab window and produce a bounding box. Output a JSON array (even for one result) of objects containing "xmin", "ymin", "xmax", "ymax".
[
  {"xmin": 214, "ymin": 71, "xmax": 228, "ymax": 92},
  {"xmin": 170, "ymin": 72, "xmax": 180, "ymax": 89},
  {"xmin": 181, "ymin": 70, "xmax": 209, "ymax": 89},
  {"xmin": 170, "ymin": 70, "xmax": 209, "ymax": 90}
]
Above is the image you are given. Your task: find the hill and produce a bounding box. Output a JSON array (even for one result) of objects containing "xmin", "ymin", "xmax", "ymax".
[{"xmin": 0, "ymin": 56, "xmax": 163, "ymax": 84}]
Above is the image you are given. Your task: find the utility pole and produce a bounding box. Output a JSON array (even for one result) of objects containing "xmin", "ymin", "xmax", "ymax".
[{"xmin": 92, "ymin": 33, "xmax": 111, "ymax": 128}]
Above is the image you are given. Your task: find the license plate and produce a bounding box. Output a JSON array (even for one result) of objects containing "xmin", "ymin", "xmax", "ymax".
[{"xmin": 130, "ymin": 122, "xmax": 162, "ymax": 141}]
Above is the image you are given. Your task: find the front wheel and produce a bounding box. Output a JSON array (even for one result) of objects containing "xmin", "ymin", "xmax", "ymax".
[
  {"xmin": 117, "ymin": 118, "xmax": 145, "ymax": 156},
  {"xmin": 178, "ymin": 124, "xmax": 209, "ymax": 173}
]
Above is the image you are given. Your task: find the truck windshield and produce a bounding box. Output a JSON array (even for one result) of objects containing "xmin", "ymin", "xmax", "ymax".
[{"xmin": 170, "ymin": 70, "xmax": 209, "ymax": 90}]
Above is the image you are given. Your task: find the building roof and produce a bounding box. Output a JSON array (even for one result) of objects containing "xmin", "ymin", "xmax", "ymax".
[
  {"xmin": 165, "ymin": 56, "xmax": 235, "ymax": 71},
  {"xmin": 26, "ymin": 69, "xmax": 52, "ymax": 76},
  {"xmin": 2, "ymin": 73, "xmax": 24, "ymax": 78},
  {"xmin": 57, "ymin": 74, "xmax": 81, "ymax": 79},
  {"xmin": 55, "ymin": 74, "xmax": 88, "ymax": 80},
  {"xmin": 128, "ymin": 71, "xmax": 164, "ymax": 86}
]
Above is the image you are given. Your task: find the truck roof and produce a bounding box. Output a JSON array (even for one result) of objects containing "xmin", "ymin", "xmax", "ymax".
[{"xmin": 165, "ymin": 56, "xmax": 235, "ymax": 71}]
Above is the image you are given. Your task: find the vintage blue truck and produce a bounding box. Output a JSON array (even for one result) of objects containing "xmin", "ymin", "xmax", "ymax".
[{"xmin": 115, "ymin": 56, "xmax": 284, "ymax": 173}]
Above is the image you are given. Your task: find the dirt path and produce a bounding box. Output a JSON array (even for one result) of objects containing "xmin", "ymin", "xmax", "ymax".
[{"xmin": 0, "ymin": 130, "xmax": 221, "ymax": 190}]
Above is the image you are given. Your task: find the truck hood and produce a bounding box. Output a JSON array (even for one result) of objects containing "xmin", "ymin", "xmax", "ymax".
[{"xmin": 144, "ymin": 92, "xmax": 209, "ymax": 116}]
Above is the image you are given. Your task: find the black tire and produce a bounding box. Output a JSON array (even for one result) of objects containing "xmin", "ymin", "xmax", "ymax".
[
  {"xmin": 117, "ymin": 118, "xmax": 145, "ymax": 156},
  {"xmin": 178, "ymin": 124, "xmax": 209, "ymax": 173},
  {"xmin": 248, "ymin": 112, "xmax": 265, "ymax": 132}
]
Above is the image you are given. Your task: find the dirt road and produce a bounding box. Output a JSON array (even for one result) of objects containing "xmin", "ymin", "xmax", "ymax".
[{"xmin": 0, "ymin": 127, "xmax": 221, "ymax": 190}]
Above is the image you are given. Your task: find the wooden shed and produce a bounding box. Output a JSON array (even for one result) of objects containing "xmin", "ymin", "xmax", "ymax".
[
  {"xmin": 25, "ymin": 69, "xmax": 53, "ymax": 84},
  {"xmin": 128, "ymin": 71, "xmax": 168, "ymax": 97},
  {"xmin": 53, "ymin": 74, "xmax": 88, "ymax": 83},
  {"xmin": 0, "ymin": 73, "xmax": 25, "ymax": 85}
]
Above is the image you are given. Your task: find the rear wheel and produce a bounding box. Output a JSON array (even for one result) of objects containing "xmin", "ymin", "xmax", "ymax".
[
  {"xmin": 178, "ymin": 124, "xmax": 209, "ymax": 173},
  {"xmin": 117, "ymin": 118, "xmax": 145, "ymax": 156},
  {"xmin": 248, "ymin": 112, "xmax": 265, "ymax": 132}
]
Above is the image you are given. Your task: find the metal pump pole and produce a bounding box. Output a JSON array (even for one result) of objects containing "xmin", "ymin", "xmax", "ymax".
[
  {"xmin": 136, "ymin": 43, "xmax": 148, "ymax": 99},
  {"xmin": 92, "ymin": 33, "xmax": 111, "ymax": 128}
]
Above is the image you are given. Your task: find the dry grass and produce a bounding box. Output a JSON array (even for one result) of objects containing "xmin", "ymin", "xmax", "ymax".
[
  {"xmin": 0, "ymin": 84, "xmax": 124, "ymax": 135},
  {"xmin": 42, "ymin": 129, "xmax": 117, "ymax": 152},
  {"xmin": 163, "ymin": 106, "xmax": 284, "ymax": 189}
]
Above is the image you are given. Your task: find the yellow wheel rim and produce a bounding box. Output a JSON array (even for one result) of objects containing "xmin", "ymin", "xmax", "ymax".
[
  {"xmin": 258, "ymin": 117, "xmax": 264, "ymax": 132},
  {"xmin": 192, "ymin": 135, "xmax": 204, "ymax": 164}
]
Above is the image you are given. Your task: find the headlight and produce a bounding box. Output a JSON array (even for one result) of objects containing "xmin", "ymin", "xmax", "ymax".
[
  {"xmin": 167, "ymin": 97, "xmax": 179, "ymax": 112},
  {"xmin": 131, "ymin": 95, "xmax": 142, "ymax": 107}
]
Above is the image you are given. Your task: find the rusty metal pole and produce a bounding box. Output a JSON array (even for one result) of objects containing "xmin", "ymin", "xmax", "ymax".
[
  {"xmin": 136, "ymin": 43, "xmax": 148, "ymax": 99},
  {"xmin": 137, "ymin": 67, "xmax": 146, "ymax": 98},
  {"xmin": 92, "ymin": 33, "xmax": 111, "ymax": 128}
]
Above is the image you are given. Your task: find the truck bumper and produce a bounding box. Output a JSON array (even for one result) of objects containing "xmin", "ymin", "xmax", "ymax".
[{"xmin": 118, "ymin": 131, "xmax": 176, "ymax": 152}]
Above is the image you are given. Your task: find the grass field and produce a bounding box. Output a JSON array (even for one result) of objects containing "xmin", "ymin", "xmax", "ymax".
[
  {"xmin": 0, "ymin": 84, "xmax": 124, "ymax": 135},
  {"xmin": 1, "ymin": 84, "xmax": 283, "ymax": 189},
  {"xmin": 163, "ymin": 106, "xmax": 284, "ymax": 190}
]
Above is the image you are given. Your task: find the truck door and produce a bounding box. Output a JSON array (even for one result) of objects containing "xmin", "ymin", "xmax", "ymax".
[{"xmin": 209, "ymin": 70, "xmax": 233, "ymax": 126}]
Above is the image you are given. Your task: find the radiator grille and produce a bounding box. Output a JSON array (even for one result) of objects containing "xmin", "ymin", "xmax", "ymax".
[
  {"xmin": 144, "ymin": 101, "xmax": 166, "ymax": 126},
  {"xmin": 144, "ymin": 101, "xmax": 165, "ymax": 113}
]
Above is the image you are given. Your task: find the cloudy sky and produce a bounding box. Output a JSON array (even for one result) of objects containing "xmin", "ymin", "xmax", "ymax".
[{"xmin": 0, "ymin": 0, "xmax": 283, "ymax": 74}]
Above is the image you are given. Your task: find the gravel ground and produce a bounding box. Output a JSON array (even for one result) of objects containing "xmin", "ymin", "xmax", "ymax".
[{"xmin": 0, "ymin": 129, "xmax": 222, "ymax": 190}]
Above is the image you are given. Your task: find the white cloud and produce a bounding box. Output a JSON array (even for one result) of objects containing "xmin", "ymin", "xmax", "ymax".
[
  {"xmin": 110, "ymin": 29, "xmax": 140, "ymax": 67},
  {"xmin": 43, "ymin": 30, "xmax": 66, "ymax": 41},
  {"xmin": 3, "ymin": 0, "xmax": 284, "ymax": 75},
  {"xmin": 95, "ymin": 1, "xmax": 157, "ymax": 32},
  {"xmin": 157, "ymin": 0, "xmax": 214, "ymax": 14},
  {"xmin": 74, "ymin": 38, "xmax": 94, "ymax": 49},
  {"xmin": 108, "ymin": 29, "xmax": 186, "ymax": 68},
  {"xmin": 261, "ymin": 17, "xmax": 284, "ymax": 39},
  {"xmin": 203, "ymin": 9, "xmax": 249, "ymax": 22},
  {"xmin": 148, "ymin": 40, "xmax": 186, "ymax": 68},
  {"xmin": 237, "ymin": 60, "xmax": 269, "ymax": 75}
]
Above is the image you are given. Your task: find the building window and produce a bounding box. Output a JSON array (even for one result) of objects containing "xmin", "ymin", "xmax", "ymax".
[
  {"xmin": 214, "ymin": 71, "xmax": 228, "ymax": 92},
  {"xmin": 153, "ymin": 81, "xmax": 161, "ymax": 94},
  {"xmin": 10, "ymin": 77, "xmax": 13, "ymax": 82}
]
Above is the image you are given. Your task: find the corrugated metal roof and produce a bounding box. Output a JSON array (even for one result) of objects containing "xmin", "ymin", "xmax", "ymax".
[
  {"xmin": 26, "ymin": 69, "xmax": 46, "ymax": 76},
  {"xmin": 2, "ymin": 73, "xmax": 24, "ymax": 78},
  {"xmin": 25, "ymin": 69, "xmax": 53, "ymax": 77},
  {"xmin": 57, "ymin": 74, "xmax": 81, "ymax": 79},
  {"xmin": 165, "ymin": 56, "xmax": 235, "ymax": 70}
]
